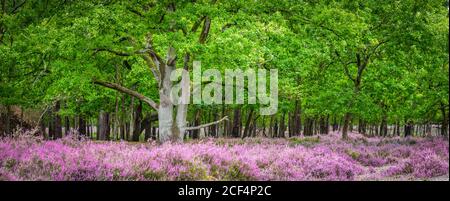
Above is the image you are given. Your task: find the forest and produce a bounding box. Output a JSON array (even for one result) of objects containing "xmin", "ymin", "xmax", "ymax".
[{"xmin": 0, "ymin": 0, "xmax": 448, "ymax": 181}]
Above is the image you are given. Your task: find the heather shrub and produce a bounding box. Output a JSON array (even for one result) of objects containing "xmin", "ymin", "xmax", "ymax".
[
  {"xmin": 0, "ymin": 130, "xmax": 448, "ymax": 181},
  {"xmin": 410, "ymin": 149, "xmax": 448, "ymax": 178}
]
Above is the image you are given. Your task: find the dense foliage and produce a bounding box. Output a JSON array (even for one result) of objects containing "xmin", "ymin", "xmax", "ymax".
[{"xmin": 1, "ymin": 0, "xmax": 448, "ymax": 141}]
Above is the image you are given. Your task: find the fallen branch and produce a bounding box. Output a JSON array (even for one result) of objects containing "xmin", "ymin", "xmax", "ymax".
[{"xmin": 185, "ymin": 116, "xmax": 229, "ymax": 131}]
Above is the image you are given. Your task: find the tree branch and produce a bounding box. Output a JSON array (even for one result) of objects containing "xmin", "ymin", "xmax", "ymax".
[
  {"xmin": 191, "ymin": 16, "xmax": 206, "ymax": 33},
  {"xmin": 11, "ymin": 0, "xmax": 27, "ymax": 14},
  {"xmin": 199, "ymin": 16, "xmax": 211, "ymax": 44},
  {"xmin": 366, "ymin": 40, "xmax": 389, "ymax": 61},
  {"xmin": 335, "ymin": 50, "xmax": 356, "ymax": 82},
  {"xmin": 185, "ymin": 116, "xmax": 229, "ymax": 131},
  {"xmin": 93, "ymin": 79, "xmax": 159, "ymax": 111}
]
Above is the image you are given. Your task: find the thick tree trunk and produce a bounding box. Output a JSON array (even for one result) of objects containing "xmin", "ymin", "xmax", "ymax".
[
  {"xmin": 404, "ymin": 120, "xmax": 413, "ymax": 137},
  {"xmin": 78, "ymin": 116, "xmax": 86, "ymax": 136},
  {"xmin": 342, "ymin": 113, "xmax": 351, "ymax": 139},
  {"xmin": 174, "ymin": 53, "xmax": 190, "ymax": 141},
  {"xmin": 98, "ymin": 111, "xmax": 110, "ymax": 140},
  {"xmin": 157, "ymin": 47, "xmax": 176, "ymax": 143}
]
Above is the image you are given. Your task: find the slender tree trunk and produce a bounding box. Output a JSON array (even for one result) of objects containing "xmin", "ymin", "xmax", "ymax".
[
  {"xmin": 279, "ymin": 112, "xmax": 286, "ymax": 138},
  {"xmin": 242, "ymin": 108, "xmax": 254, "ymax": 139},
  {"xmin": 4, "ymin": 105, "xmax": 11, "ymax": 136},
  {"xmin": 54, "ymin": 101, "xmax": 62, "ymax": 139},
  {"xmin": 129, "ymin": 92, "xmax": 135, "ymax": 141},
  {"xmin": 232, "ymin": 107, "xmax": 241, "ymax": 138},
  {"xmin": 394, "ymin": 121, "xmax": 399, "ymax": 136},
  {"xmin": 192, "ymin": 108, "xmax": 201, "ymax": 139},
  {"xmin": 293, "ymin": 100, "xmax": 301, "ymax": 136},
  {"xmin": 380, "ymin": 111, "xmax": 388, "ymax": 137},
  {"xmin": 132, "ymin": 101, "xmax": 143, "ymax": 141},
  {"xmin": 64, "ymin": 116, "xmax": 70, "ymax": 135},
  {"xmin": 143, "ymin": 114, "xmax": 153, "ymax": 141},
  {"xmin": 273, "ymin": 116, "xmax": 278, "ymax": 138},
  {"xmin": 332, "ymin": 115, "xmax": 338, "ymax": 132},
  {"xmin": 48, "ymin": 111, "xmax": 54, "ymax": 140},
  {"xmin": 288, "ymin": 112, "xmax": 293, "ymax": 137},
  {"xmin": 120, "ymin": 94, "xmax": 126, "ymax": 140},
  {"xmin": 268, "ymin": 115, "xmax": 274, "ymax": 137},
  {"xmin": 40, "ymin": 120, "xmax": 46, "ymax": 138},
  {"xmin": 440, "ymin": 103, "xmax": 448, "ymax": 137},
  {"xmin": 262, "ymin": 116, "xmax": 266, "ymax": 137},
  {"xmin": 113, "ymin": 96, "xmax": 119, "ymax": 140}
]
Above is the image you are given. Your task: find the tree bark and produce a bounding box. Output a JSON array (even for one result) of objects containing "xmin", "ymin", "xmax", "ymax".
[
  {"xmin": 242, "ymin": 108, "xmax": 254, "ymax": 139},
  {"xmin": 78, "ymin": 116, "xmax": 86, "ymax": 136},
  {"xmin": 64, "ymin": 116, "xmax": 70, "ymax": 135},
  {"xmin": 404, "ymin": 120, "xmax": 413, "ymax": 137},
  {"xmin": 54, "ymin": 101, "xmax": 62, "ymax": 139},
  {"xmin": 48, "ymin": 111, "xmax": 54, "ymax": 140},
  {"xmin": 440, "ymin": 103, "xmax": 448, "ymax": 137},
  {"xmin": 278, "ymin": 112, "xmax": 286, "ymax": 138},
  {"xmin": 132, "ymin": 100, "xmax": 143, "ymax": 141},
  {"xmin": 232, "ymin": 107, "xmax": 241, "ymax": 138},
  {"xmin": 98, "ymin": 111, "xmax": 110, "ymax": 140},
  {"xmin": 157, "ymin": 47, "xmax": 176, "ymax": 142}
]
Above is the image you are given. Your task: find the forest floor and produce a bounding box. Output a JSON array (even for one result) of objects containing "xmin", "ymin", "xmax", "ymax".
[{"xmin": 0, "ymin": 129, "xmax": 448, "ymax": 181}]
